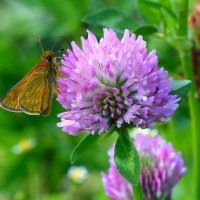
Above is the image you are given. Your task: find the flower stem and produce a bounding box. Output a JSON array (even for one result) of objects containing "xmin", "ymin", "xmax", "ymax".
[
  {"xmin": 179, "ymin": 50, "xmax": 200, "ymax": 200},
  {"xmin": 178, "ymin": 1, "xmax": 200, "ymax": 199},
  {"xmin": 132, "ymin": 183, "xmax": 143, "ymax": 200}
]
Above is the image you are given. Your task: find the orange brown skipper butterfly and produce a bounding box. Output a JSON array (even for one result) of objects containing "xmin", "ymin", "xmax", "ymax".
[{"xmin": 0, "ymin": 37, "xmax": 59, "ymax": 116}]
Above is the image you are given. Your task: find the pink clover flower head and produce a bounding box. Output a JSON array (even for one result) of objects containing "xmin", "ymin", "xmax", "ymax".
[
  {"xmin": 57, "ymin": 28, "xmax": 179, "ymax": 135},
  {"xmin": 101, "ymin": 132, "xmax": 186, "ymax": 200}
]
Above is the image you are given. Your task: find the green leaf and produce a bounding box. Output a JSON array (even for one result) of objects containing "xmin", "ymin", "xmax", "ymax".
[
  {"xmin": 97, "ymin": 124, "xmax": 117, "ymax": 144},
  {"xmin": 166, "ymin": 35, "xmax": 192, "ymax": 51},
  {"xmin": 138, "ymin": 0, "xmax": 161, "ymax": 25},
  {"xmin": 83, "ymin": 8, "xmax": 135, "ymax": 29},
  {"xmin": 134, "ymin": 25, "xmax": 157, "ymax": 35},
  {"xmin": 82, "ymin": 8, "xmax": 157, "ymax": 36},
  {"xmin": 140, "ymin": 0, "xmax": 177, "ymax": 19},
  {"xmin": 170, "ymin": 80, "xmax": 191, "ymax": 98},
  {"xmin": 114, "ymin": 131, "xmax": 140, "ymax": 185},
  {"xmin": 70, "ymin": 133, "xmax": 100, "ymax": 164}
]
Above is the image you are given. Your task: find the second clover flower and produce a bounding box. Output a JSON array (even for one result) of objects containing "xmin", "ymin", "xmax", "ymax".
[
  {"xmin": 101, "ymin": 131, "xmax": 187, "ymax": 200},
  {"xmin": 57, "ymin": 29, "xmax": 179, "ymax": 135}
]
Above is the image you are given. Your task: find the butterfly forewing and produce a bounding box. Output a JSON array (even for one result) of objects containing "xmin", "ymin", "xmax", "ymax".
[
  {"xmin": 19, "ymin": 75, "xmax": 52, "ymax": 115},
  {"xmin": 0, "ymin": 50, "xmax": 56, "ymax": 116}
]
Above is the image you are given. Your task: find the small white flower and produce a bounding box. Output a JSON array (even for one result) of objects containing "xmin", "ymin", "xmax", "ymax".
[
  {"xmin": 67, "ymin": 166, "xmax": 89, "ymax": 183},
  {"xmin": 130, "ymin": 127, "xmax": 158, "ymax": 139},
  {"xmin": 12, "ymin": 138, "xmax": 36, "ymax": 154}
]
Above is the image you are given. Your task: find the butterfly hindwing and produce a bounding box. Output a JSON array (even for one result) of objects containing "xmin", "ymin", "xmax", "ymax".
[{"xmin": 0, "ymin": 78, "xmax": 29, "ymax": 112}]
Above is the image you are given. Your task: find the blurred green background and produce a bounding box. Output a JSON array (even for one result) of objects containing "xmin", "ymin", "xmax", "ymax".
[{"xmin": 0, "ymin": 0, "xmax": 197, "ymax": 199}]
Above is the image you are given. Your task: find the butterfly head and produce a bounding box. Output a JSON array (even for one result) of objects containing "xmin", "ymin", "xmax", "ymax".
[{"xmin": 42, "ymin": 50, "xmax": 55, "ymax": 63}]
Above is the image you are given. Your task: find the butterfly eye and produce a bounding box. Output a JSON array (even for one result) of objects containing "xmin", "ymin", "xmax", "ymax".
[{"xmin": 46, "ymin": 55, "xmax": 52, "ymax": 62}]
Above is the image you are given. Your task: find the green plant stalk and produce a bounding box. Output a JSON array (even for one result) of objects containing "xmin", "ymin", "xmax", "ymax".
[
  {"xmin": 167, "ymin": 117, "xmax": 178, "ymax": 145},
  {"xmin": 118, "ymin": 126, "xmax": 144, "ymax": 200},
  {"xmin": 179, "ymin": 50, "xmax": 200, "ymax": 200},
  {"xmin": 132, "ymin": 182, "xmax": 143, "ymax": 200},
  {"xmin": 178, "ymin": 1, "xmax": 200, "ymax": 199}
]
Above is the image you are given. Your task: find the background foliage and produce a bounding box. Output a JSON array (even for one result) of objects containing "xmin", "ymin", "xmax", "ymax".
[{"xmin": 0, "ymin": 0, "xmax": 197, "ymax": 199}]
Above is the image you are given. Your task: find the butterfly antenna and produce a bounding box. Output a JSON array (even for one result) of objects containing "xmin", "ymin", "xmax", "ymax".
[
  {"xmin": 37, "ymin": 35, "xmax": 44, "ymax": 52},
  {"xmin": 51, "ymin": 36, "xmax": 67, "ymax": 54},
  {"xmin": 62, "ymin": 36, "xmax": 73, "ymax": 51},
  {"xmin": 51, "ymin": 38, "xmax": 58, "ymax": 51},
  {"xmin": 52, "ymin": 36, "xmax": 77, "ymax": 60},
  {"xmin": 55, "ymin": 48, "xmax": 65, "ymax": 55},
  {"xmin": 60, "ymin": 36, "xmax": 78, "ymax": 60}
]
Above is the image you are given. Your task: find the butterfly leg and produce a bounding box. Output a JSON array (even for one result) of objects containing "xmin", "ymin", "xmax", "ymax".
[{"xmin": 52, "ymin": 77, "xmax": 69, "ymax": 104}]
